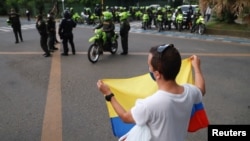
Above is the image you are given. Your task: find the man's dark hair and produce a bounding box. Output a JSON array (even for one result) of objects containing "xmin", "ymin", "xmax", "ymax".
[{"xmin": 149, "ymin": 44, "xmax": 181, "ymax": 80}]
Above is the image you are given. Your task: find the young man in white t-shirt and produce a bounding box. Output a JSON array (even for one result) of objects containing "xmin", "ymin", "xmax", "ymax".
[{"xmin": 97, "ymin": 44, "xmax": 206, "ymax": 141}]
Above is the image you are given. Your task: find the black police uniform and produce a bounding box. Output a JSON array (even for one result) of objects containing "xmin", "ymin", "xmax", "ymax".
[
  {"xmin": 36, "ymin": 15, "xmax": 50, "ymax": 57},
  {"xmin": 59, "ymin": 11, "xmax": 77, "ymax": 56},
  {"xmin": 119, "ymin": 19, "xmax": 130, "ymax": 55},
  {"xmin": 94, "ymin": 4, "xmax": 102, "ymax": 23},
  {"xmin": 47, "ymin": 14, "xmax": 58, "ymax": 51},
  {"xmin": 9, "ymin": 9, "xmax": 23, "ymax": 43}
]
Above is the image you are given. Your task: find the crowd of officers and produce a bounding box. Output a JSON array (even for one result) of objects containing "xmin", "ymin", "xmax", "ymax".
[
  {"xmin": 36, "ymin": 9, "xmax": 77, "ymax": 57},
  {"xmin": 36, "ymin": 4, "xmax": 131, "ymax": 57},
  {"xmin": 127, "ymin": 5, "xmax": 202, "ymax": 31},
  {"xmin": 75, "ymin": 4, "xmax": 202, "ymax": 32},
  {"xmin": 9, "ymin": 4, "xmax": 202, "ymax": 58},
  {"xmin": 36, "ymin": 12, "xmax": 59, "ymax": 57}
]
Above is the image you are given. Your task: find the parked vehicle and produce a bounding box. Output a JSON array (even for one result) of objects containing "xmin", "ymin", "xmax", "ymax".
[
  {"xmin": 172, "ymin": 5, "xmax": 198, "ymax": 29},
  {"xmin": 149, "ymin": 4, "xmax": 160, "ymax": 9}
]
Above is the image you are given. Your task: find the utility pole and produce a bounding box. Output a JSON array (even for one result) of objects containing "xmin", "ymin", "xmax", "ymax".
[{"xmin": 62, "ymin": 0, "xmax": 65, "ymax": 12}]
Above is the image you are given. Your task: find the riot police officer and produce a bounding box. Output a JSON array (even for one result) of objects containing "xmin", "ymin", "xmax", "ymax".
[
  {"xmin": 119, "ymin": 12, "xmax": 130, "ymax": 55},
  {"xmin": 47, "ymin": 12, "xmax": 58, "ymax": 52},
  {"xmin": 191, "ymin": 8, "xmax": 202, "ymax": 33},
  {"xmin": 9, "ymin": 8, "xmax": 23, "ymax": 44},
  {"xmin": 59, "ymin": 10, "xmax": 77, "ymax": 56},
  {"xmin": 94, "ymin": 11, "xmax": 115, "ymax": 47},
  {"xmin": 36, "ymin": 14, "xmax": 51, "ymax": 57},
  {"xmin": 94, "ymin": 4, "xmax": 102, "ymax": 23}
]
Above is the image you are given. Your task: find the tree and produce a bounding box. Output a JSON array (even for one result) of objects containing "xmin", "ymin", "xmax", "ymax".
[
  {"xmin": 232, "ymin": 0, "xmax": 250, "ymax": 17},
  {"xmin": 202, "ymin": 0, "xmax": 250, "ymax": 23},
  {"xmin": 0, "ymin": 0, "xmax": 7, "ymax": 15}
]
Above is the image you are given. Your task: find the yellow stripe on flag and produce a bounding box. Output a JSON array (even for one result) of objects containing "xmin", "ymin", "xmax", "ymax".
[{"xmin": 103, "ymin": 58, "xmax": 193, "ymax": 117}]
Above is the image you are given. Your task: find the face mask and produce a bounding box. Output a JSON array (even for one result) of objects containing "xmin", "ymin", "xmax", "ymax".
[{"xmin": 149, "ymin": 72, "xmax": 156, "ymax": 81}]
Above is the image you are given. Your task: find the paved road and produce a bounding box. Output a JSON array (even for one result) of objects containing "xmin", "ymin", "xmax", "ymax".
[{"xmin": 0, "ymin": 16, "xmax": 250, "ymax": 141}]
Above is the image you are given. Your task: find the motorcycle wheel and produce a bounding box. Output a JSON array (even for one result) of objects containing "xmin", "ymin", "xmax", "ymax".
[
  {"xmin": 157, "ymin": 23, "xmax": 161, "ymax": 32},
  {"xmin": 88, "ymin": 44, "xmax": 100, "ymax": 63},
  {"xmin": 168, "ymin": 22, "xmax": 171, "ymax": 30},
  {"xmin": 110, "ymin": 40, "xmax": 118, "ymax": 54},
  {"xmin": 198, "ymin": 24, "xmax": 205, "ymax": 35},
  {"xmin": 177, "ymin": 23, "xmax": 182, "ymax": 32}
]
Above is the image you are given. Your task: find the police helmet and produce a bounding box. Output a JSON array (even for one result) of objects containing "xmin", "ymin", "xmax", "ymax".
[
  {"xmin": 119, "ymin": 12, "xmax": 128, "ymax": 21},
  {"xmin": 64, "ymin": 10, "xmax": 71, "ymax": 19},
  {"xmin": 103, "ymin": 11, "xmax": 113, "ymax": 20}
]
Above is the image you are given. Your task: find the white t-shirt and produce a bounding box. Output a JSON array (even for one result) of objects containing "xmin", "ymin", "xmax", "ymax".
[
  {"xmin": 205, "ymin": 7, "xmax": 211, "ymax": 15},
  {"xmin": 131, "ymin": 84, "xmax": 202, "ymax": 141}
]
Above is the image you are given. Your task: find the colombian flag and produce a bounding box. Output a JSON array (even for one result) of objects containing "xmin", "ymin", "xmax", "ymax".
[{"xmin": 102, "ymin": 58, "xmax": 209, "ymax": 138}]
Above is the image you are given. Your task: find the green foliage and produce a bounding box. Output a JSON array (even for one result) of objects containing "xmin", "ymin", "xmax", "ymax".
[
  {"xmin": 35, "ymin": 0, "xmax": 45, "ymax": 15},
  {"xmin": 0, "ymin": 0, "xmax": 7, "ymax": 14},
  {"xmin": 207, "ymin": 20, "xmax": 250, "ymax": 31},
  {"xmin": 0, "ymin": 0, "xmax": 101, "ymax": 15}
]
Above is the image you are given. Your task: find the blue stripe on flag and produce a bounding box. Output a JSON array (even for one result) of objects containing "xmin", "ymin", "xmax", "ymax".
[
  {"xmin": 110, "ymin": 117, "xmax": 135, "ymax": 138},
  {"xmin": 190, "ymin": 102, "xmax": 204, "ymax": 117}
]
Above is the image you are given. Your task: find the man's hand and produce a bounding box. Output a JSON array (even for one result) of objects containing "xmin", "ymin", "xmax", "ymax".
[
  {"xmin": 190, "ymin": 55, "xmax": 201, "ymax": 73},
  {"xmin": 97, "ymin": 80, "xmax": 112, "ymax": 95},
  {"xmin": 190, "ymin": 55, "xmax": 206, "ymax": 95}
]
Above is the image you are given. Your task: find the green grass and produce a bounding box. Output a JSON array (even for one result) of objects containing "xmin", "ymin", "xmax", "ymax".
[{"xmin": 206, "ymin": 21, "xmax": 250, "ymax": 31}]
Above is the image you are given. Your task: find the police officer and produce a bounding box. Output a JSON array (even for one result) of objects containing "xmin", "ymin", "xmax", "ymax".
[
  {"xmin": 191, "ymin": 8, "xmax": 202, "ymax": 33},
  {"xmin": 59, "ymin": 10, "xmax": 77, "ymax": 56},
  {"xmin": 36, "ymin": 14, "xmax": 51, "ymax": 57},
  {"xmin": 26, "ymin": 9, "xmax": 31, "ymax": 21},
  {"xmin": 94, "ymin": 4, "xmax": 102, "ymax": 23},
  {"xmin": 9, "ymin": 8, "xmax": 23, "ymax": 44},
  {"xmin": 119, "ymin": 12, "xmax": 130, "ymax": 55},
  {"xmin": 94, "ymin": 11, "xmax": 115, "ymax": 48},
  {"xmin": 47, "ymin": 12, "xmax": 58, "ymax": 52},
  {"xmin": 156, "ymin": 7, "xmax": 164, "ymax": 31},
  {"xmin": 186, "ymin": 5, "xmax": 193, "ymax": 29}
]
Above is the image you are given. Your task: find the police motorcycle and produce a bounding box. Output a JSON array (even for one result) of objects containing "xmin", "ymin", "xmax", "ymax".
[
  {"xmin": 155, "ymin": 7, "xmax": 164, "ymax": 32},
  {"xmin": 156, "ymin": 14, "xmax": 163, "ymax": 32},
  {"xmin": 72, "ymin": 12, "xmax": 84, "ymax": 24},
  {"xmin": 82, "ymin": 7, "xmax": 98, "ymax": 25},
  {"xmin": 191, "ymin": 15, "xmax": 206, "ymax": 35},
  {"xmin": 135, "ymin": 8, "xmax": 143, "ymax": 20},
  {"xmin": 87, "ymin": 12, "xmax": 119, "ymax": 63},
  {"xmin": 175, "ymin": 12, "xmax": 184, "ymax": 32},
  {"xmin": 172, "ymin": 7, "xmax": 184, "ymax": 32},
  {"xmin": 164, "ymin": 8, "xmax": 173, "ymax": 30}
]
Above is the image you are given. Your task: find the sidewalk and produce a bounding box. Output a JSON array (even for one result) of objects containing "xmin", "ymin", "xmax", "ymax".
[{"xmin": 126, "ymin": 21, "xmax": 250, "ymax": 45}]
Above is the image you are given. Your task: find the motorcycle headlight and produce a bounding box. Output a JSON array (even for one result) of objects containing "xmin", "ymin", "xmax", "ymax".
[{"xmin": 94, "ymin": 29, "xmax": 98, "ymax": 34}]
